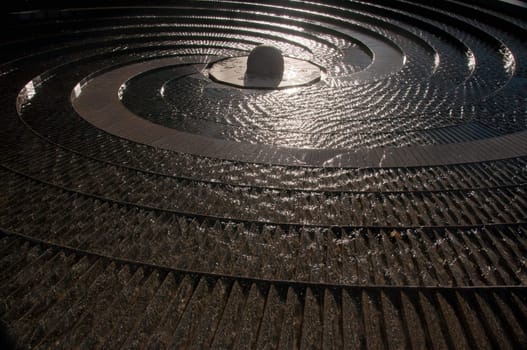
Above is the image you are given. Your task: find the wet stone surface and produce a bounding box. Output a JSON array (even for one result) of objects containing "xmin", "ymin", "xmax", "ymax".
[
  {"xmin": 246, "ymin": 45, "xmax": 285, "ymax": 79},
  {"xmin": 1, "ymin": 0, "xmax": 527, "ymax": 348},
  {"xmin": 208, "ymin": 55, "xmax": 322, "ymax": 89}
]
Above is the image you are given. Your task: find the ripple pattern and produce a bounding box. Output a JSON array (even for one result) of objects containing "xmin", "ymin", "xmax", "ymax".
[{"xmin": 1, "ymin": 0, "xmax": 527, "ymax": 348}]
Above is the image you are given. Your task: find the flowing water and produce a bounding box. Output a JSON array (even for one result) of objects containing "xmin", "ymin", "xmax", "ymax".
[{"xmin": 1, "ymin": 0, "xmax": 527, "ymax": 348}]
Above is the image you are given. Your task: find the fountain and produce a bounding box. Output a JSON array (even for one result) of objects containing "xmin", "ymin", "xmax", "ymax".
[{"xmin": 208, "ymin": 44, "xmax": 322, "ymax": 89}]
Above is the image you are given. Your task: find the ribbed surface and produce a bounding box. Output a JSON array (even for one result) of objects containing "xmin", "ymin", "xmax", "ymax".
[
  {"xmin": 0, "ymin": 0, "xmax": 526, "ymax": 348},
  {"xmin": 1, "ymin": 236, "xmax": 527, "ymax": 349}
]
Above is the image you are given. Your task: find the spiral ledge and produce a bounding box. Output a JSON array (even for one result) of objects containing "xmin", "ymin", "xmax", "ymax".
[{"xmin": 1, "ymin": 0, "xmax": 527, "ymax": 348}]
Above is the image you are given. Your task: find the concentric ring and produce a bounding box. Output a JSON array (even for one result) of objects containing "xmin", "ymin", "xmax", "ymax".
[
  {"xmin": 4, "ymin": 0, "xmax": 527, "ymax": 283},
  {"xmin": 1, "ymin": 0, "xmax": 527, "ymax": 347},
  {"xmin": 70, "ymin": 56, "xmax": 527, "ymax": 167}
]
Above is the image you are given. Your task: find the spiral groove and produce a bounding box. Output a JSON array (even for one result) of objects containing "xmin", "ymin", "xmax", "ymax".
[{"xmin": 1, "ymin": 0, "xmax": 527, "ymax": 348}]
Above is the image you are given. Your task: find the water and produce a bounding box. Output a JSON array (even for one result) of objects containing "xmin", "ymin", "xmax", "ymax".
[
  {"xmin": 107, "ymin": 3, "xmax": 523, "ymax": 150},
  {"xmin": 1, "ymin": 2, "xmax": 527, "ymax": 348}
]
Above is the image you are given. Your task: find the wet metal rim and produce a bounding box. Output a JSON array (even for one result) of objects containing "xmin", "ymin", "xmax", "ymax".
[{"xmin": 69, "ymin": 57, "xmax": 527, "ymax": 168}]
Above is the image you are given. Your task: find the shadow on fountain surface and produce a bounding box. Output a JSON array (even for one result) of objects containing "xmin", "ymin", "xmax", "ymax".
[{"xmin": 0, "ymin": 320, "xmax": 16, "ymax": 350}]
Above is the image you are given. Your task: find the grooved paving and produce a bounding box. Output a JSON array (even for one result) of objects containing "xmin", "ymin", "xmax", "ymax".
[{"xmin": 0, "ymin": 0, "xmax": 526, "ymax": 348}]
